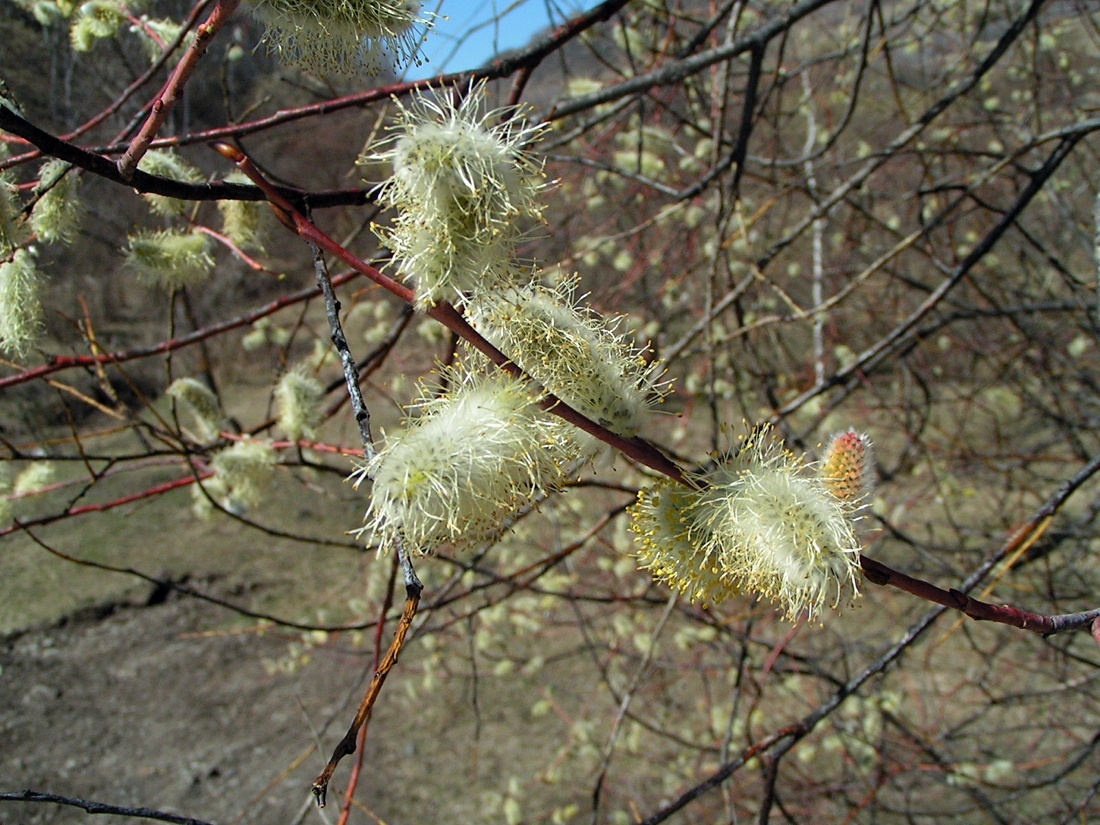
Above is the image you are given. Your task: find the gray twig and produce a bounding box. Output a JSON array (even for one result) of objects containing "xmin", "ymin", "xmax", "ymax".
[
  {"xmin": 0, "ymin": 790, "xmax": 217, "ymax": 825},
  {"xmin": 310, "ymin": 243, "xmax": 375, "ymax": 464}
]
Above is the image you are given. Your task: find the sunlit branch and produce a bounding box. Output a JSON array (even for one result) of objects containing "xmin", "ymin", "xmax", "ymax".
[
  {"xmin": 0, "ymin": 104, "xmax": 370, "ymax": 209},
  {"xmin": 212, "ymin": 142, "xmax": 688, "ymax": 484},
  {"xmin": 116, "ymin": 0, "xmax": 242, "ymax": 180},
  {"xmin": 311, "ymin": 555, "xmax": 421, "ymax": 807}
]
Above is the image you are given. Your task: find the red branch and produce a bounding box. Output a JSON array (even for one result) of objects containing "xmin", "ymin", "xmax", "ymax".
[
  {"xmin": 116, "ymin": 0, "xmax": 242, "ymax": 180},
  {"xmin": 1, "ymin": 472, "xmax": 209, "ymax": 537},
  {"xmin": 0, "ymin": 271, "xmax": 358, "ymax": 391},
  {"xmin": 213, "ymin": 143, "xmax": 688, "ymax": 484}
]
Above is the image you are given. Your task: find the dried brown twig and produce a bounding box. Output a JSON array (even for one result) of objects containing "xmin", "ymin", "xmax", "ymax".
[{"xmin": 311, "ymin": 555, "xmax": 422, "ymax": 808}]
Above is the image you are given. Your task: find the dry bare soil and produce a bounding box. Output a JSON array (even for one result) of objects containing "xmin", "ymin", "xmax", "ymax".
[
  {"xmin": 0, "ymin": 385, "xmax": 578, "ymax": 825},
  {"xmin": 2, "ymin": 574, "xmax": 576, "ymax": 825}
]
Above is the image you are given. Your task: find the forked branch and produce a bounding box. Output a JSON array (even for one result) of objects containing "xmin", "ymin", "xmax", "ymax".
[{"xmin": 116, "ymin": 0, "xmax": 242, "ymax": 179}]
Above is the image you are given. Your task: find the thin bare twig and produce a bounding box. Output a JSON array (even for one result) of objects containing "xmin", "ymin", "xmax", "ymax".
[
  {"xmin": 591, "ymin": 592, "xmax": 679, "ymax": 823},
  {"xmin": 0, "ymin": 105, "xmax": 370, "ymax": 210},
  {"xmin": 0, "ymin": 269, "xmax": 360, "ymax": 392},
  {"xmin": 16, "ymin": 525, "xmax": 373, "ymax": 632},
  {"xmin": 335, "ymin": 554, "xmax": 400, "ymax": 825},
  {"xmin": 304, "ymin": 200, "xmax": 426, "ymax": 811},
  {"xmin": 311, "ymin": 555, "xmax": 422, "ymax": 807},
  {"xmin": 861, "ymin": 446, "xmax": 1100, "ymax": 637},
  {"xmin": 0, "ymin": 790, "xmax": 216, "ymax": 825},
  {"xmin": 310, "ymin": 244, "xmax": 375, "ymax": 462}
]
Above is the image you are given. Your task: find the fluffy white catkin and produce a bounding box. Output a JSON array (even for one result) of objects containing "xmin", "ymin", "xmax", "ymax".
[
  {"xmin": 357, "ymin": 365, "xmax": 578, "ymax": 554},
  {"xmin": 630, "ymin": 425, "xmax": 863, "ymax": 621},
  {"xmin": 466, "ymin": 279, "xmax": 664, "ymax": 438},
  {"xmin": 0, "ymin": 250, "xmax": 44, "ymax": 357},
  {"xmin": 366, "ymin": 82, "xmax": 547, "ymax": 308},
  {"xmin": 248, "ymin": 0, "xmax": 426, "ymax": 76},
  {"xmin": 694, "ymin": 426, "xmax": 862, "ymax": 620}
]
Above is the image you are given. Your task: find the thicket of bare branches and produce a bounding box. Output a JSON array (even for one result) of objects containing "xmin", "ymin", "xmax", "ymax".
[{"xmin": 2, "ymin": 0, "xmax": 1099, "ymax": 822}]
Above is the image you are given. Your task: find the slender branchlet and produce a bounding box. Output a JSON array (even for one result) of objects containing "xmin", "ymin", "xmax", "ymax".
[
  {"xmin": 275, "ymin": 365, "xmax": 325, "ymax": 443},
  {"xmin": 629, "ymin": 478, "xmax": 737, "ymax": 606},
  {"xmin": 31, "ymin": 159, "xmax": 82, "ymax": 244},
  {"xmin": 248, "ymin": 0, "xmax": 428, "ymax": 76},
  {"xmin": 356, "ymin": 362, "xmax": 578, "ymax": 554},
  {"xmin": 125, "ymin": 229, "xmax": 215, "ymax": 291},
  {"xmin": 0, "ymin": 249, "xmax": 44, "ymax": 357},
  {"xmin": 466, "ymin": 278, "xmax": 666, "ymax": 438},
  {"xmin": 366, "ymin": 82, "xmax": 548, "ymax": 308},
  {"xmin": 137, "ymin": 149, "xmax": 204, "ymax": 217},
  {"xmin": 167, "ymin": 377, "xmax": 227, "ymax": 445}
]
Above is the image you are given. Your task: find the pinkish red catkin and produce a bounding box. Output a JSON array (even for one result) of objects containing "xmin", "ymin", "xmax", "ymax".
[{"xmin": 820, "ymin": 429, "xmax": 874, "ymax": 504}]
